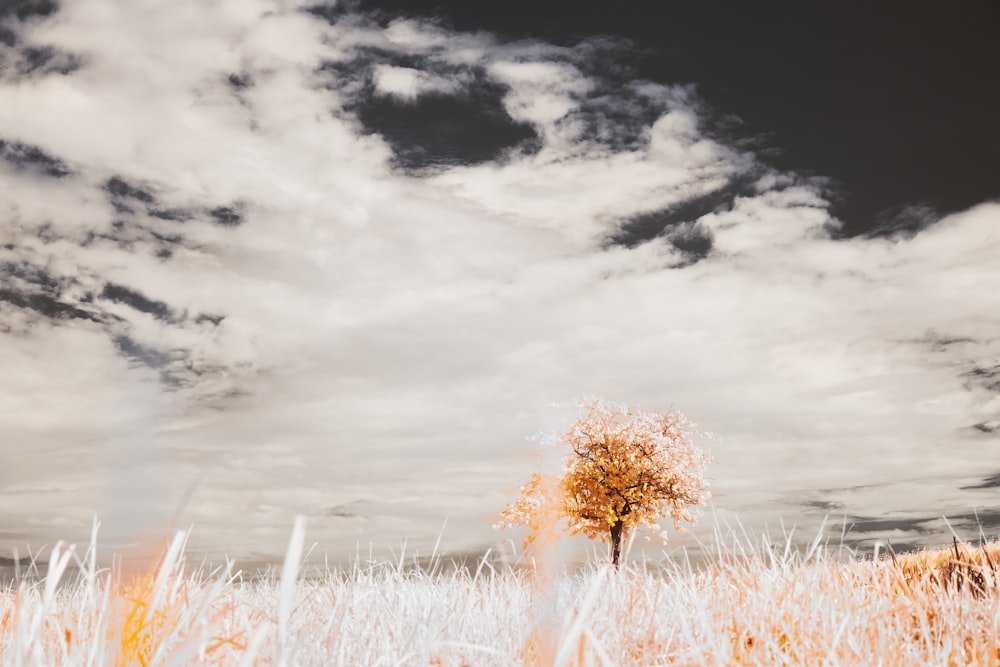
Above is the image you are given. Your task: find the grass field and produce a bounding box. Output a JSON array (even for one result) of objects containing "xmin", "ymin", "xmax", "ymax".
[{"xmin": 2, "ymin": 518, "xmax": 999, "ymax": 666}]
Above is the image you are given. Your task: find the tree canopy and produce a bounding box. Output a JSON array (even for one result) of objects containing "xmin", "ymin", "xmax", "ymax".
[{"xmin": 498, "ymin": 398, "xmax": 712, "ymax": 567}]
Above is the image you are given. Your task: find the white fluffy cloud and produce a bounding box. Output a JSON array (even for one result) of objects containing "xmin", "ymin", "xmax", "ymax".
[
  {"xmin": 372, "ymin": 64, "xmax": 460, "ymax": 100},
  {"xmin": 0, "ymin": 0, "xmax": 998, "ymax": 565}
]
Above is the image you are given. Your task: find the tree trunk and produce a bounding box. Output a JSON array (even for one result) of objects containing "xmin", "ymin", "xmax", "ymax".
[{"xmin": 610, "ymin": 520, "xmax": 624, "ymax": 569}]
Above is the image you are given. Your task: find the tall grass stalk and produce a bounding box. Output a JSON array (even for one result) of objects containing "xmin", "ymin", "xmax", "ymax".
[{"xmin": 1, "ymin": 518, "xmax": 998, "ymax": 666}]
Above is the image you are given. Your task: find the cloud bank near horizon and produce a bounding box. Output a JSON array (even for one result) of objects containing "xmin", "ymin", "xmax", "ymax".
[{"xmin": 1, "ymin": 0, "xmax": 998, "ymax": 562}]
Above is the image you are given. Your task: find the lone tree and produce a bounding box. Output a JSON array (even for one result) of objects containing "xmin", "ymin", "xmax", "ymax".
[{"xmin": 498, "ymin": 398, "xmax": 711, "ymax": 568}]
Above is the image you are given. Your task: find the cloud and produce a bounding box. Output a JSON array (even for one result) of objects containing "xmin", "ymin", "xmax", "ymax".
[
  {"xmin": 0, "ymin": 0, "xmax": 998, "ymax": 564},
  {"xmin": 371, "ymin": 64, "xmax": 460, "ymax": 100}
]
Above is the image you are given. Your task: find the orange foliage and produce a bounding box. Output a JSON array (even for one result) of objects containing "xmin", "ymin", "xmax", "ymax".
[
  {"xmin": 498, "ymin": 398, "xmax": 711, "ymax": 565},
  {"xmin": 893, "ymin": 539, "xmax": 1000, "ymax": 597},
  {"xmin": 102, "ymin": 550, "xmax": 248, "ymax": 667},
  {"xmin": 110, "ymin": 569, "xmax": 180, "ymax": 667}
]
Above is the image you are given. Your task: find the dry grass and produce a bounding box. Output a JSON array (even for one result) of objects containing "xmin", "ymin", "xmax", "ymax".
[{"xmin": 1, "ymin": 521, "xmax": 999, "ymax": 666}]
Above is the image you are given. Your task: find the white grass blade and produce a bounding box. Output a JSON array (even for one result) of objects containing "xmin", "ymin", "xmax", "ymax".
[
  {"xmin": 277, "ymin": 514, "xmax": 306, "ymax": 661},
  {"xmin": 43, "ymin": 542, "xmax": 74, "ymax": 603},
  {"xmin": 148, "ymin": 530, "xmax": 188, "ymax": 622},
  {"xmin": 805, "ymin": 515, "xmax": 829, "ymax": 563},
  {"xmin": 582, "ymin": 625, "xmax": 617, "ymax": 666},
  {"xmin": 553, "ymin": 566, "xmax": 609, "ymax": 667},
  {"xmin": 238, "ymin": 622, "xmax": 272, "ymax": 667},
  {"xmin": 5, "ymin": 516, "xmax": 1000, "ymax": 666}
]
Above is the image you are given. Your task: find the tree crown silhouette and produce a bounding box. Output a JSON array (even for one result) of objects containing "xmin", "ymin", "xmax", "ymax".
[{"xmin": 498, "ymin": 398, "xmax": 711, "ymax": 567}]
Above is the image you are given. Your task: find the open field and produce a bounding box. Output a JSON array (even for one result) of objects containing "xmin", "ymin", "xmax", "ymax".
[{"xmin": 2, "ymin": 520, "xmax": 1000, "ymax": 666}]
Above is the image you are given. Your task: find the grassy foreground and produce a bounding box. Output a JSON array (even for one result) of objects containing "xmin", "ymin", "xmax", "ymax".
[{"xmin": 2, "ymin": 520, "xmax": 999, "ymax": 666}]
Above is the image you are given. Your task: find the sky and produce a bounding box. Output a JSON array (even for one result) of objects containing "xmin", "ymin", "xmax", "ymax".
[{"xmin": 1, "ymin": 0, "xmax": 998, "ymax": 569}]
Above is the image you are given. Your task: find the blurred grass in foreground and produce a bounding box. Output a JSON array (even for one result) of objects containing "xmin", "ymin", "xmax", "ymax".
[{"xmin": 1, "ymin": 518, "xmax": 999, "ymax": 666}]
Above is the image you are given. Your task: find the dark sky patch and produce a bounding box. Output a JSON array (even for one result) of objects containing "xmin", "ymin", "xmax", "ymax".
[
  {"xmin": 928, "ymin": 334, "xmax": 977, "ymax": 350},
  {"xmin": 195, "ymin": 313, "xmax": 225, "ymax": 326},
  {"xmin": 113, "ymin": 335, "xmax": 217, "ymax": 390},
  {"xmin": 665, "ymin": 223, "xmax": 713, "ymax": 266},
  {"xmin": 32, "ymin": 222, "xmax": 60, "ymax": 244},
  {"xmin": 948, "ymin": 509, "xmax": 1000, "ymax": 533},
  {"xmin": 316, "ymin": 57, "xmax": 357, "ymax": 86},
  {"xmin": 0, "ymin": 0, "xmax": 58, "ymax": 22},
  {"xmin": 352, "ymin": 70, "xmax": 539, "ymax": 171},
  {"xmin": 608, "ymin": 178, "xmax": 755, "ymax": 250},
  {"xmin": 0, "ymin": 138, "xmax": 71, "ymax": 177},
  {"xmin": 829, "ymin": 511, "xmax": 998, "ymax": 553},
  {"xmin": 163, "ymin": 358, "xmax": 234, "ymax": 390},
  {"xmin": 0, "ymin": 288, "xmax": 99, "ymax": 322},
  {"xmin": 802, "ymin": 499, "xmax": 846, "ymax": 513},
  {"xmin": 559, "ymin": 40, "xmax": 684, "ymax": 151},
  {"xmin": 17, "ymin": 45, "xmax": 79, "ymax": 76},
  {"xmin": 3, "ymin": 260, "xmax": 60, "ymax": 291},
  {"xmin": 2, "ymin": 250, "xmax": 220, "ymax": 390},
  {"xmin": 83, "ymin": 227, "xmax": 132, "ymax": 251},
  {"xmin": 338, "ymin": 47, "xmax": 427, "ymax": 76},
  {"xmin": 902, "ymin": 330, "xmax": 979, "ymax": 355},
  {"xmin": 963, "ymin": 364, "xmax": 1000, "ymax": 394},
  {"xmin": 208, "ymin": 205, "xmax": 243, "ymax": 226},
  {"xmin": 844, "ymin": 514, "xmax": 937, "ymax": 535},
  {"xmin": 0, "ymin": 2, "xmax": 74, "ymax": 77},
  {"xmin": 0, "ymin": 261, "xmax": 99, "ymax": 322},
  {"xmin": 566, "ymin": 85, "xmax": 667, "ymax": 152},
  {"xmin": 855, "ymin": 204, "xmax": 941, "ymax": 241},
  {"xmin": 961, "ymin": 473, "xmax": 1000, "ymax": 490},
  {"xmin": 227, "ymin": 72, "xmax": 253, "ymax": 90},
  {"xmin": 357, "ymin": 0, "xmax": 1000, "ymax": 236},
  {"xmin": 94, "ymin": 215, "xmax": 191, "ymax": 261},
  {"xmin": 152, "ymin": 236, "xmax": 177, "ymax": 260},
  {"xmin": 0, "ymin": 555, "xmax": 31, "ymax": 567},
  {"xmin": 606, "ymin": 177, "xmax": 768, "ymax": 264},
  {"xmin": 100, "ymin": 282, "xmax": 174, "ymax": 322},
  {"xmin": 642, "ymin": 189, "xmax": 717, "ymax": 239},
  {"xmin": 148, "ymin": 207, "xmax": 192, "ymax": 222},
  {"xmin": 104, "ymin": 176, "xmax": 158, "ymax": 217},
  {"xmin": 105, "ymin": 176, "xmax": 155, "ymax": 204},
  {"xmin": 112, "ymin": 334, "xmax": 173, "ymax": 369},
  {"xmin": 304, "ymin": 2, "xmax": 356, "ymax": 25},
  {"xmin": 324, "ymin": 505, "xmax": 358, "ymax": 519},
  {"xmin": 150, "ymin": 231, "xmax": 182, "ymax": 245}
]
